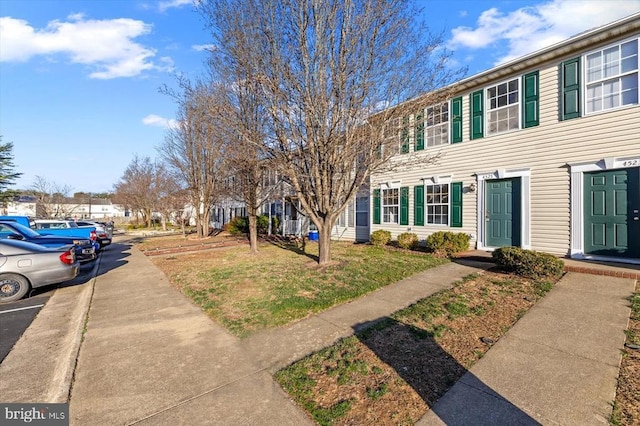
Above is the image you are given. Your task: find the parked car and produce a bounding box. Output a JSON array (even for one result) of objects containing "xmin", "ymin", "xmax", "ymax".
[
  {"xmin": 75, "ymin": 220, "xmax": 112, "ymax": 249},
  {"xmin": 0, "ymin": 239, "xmax": 79, "ymax": 303},
  {"xmin": 0, "ymin": 221, "xmax": 96, "ymax": 263},
  {"xmin": 30, "ymin": 219, "xmax": 99, "ymax": 252}
]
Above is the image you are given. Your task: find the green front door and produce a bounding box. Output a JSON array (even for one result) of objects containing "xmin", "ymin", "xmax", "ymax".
[
  {"xmin": 486, "ymin": 178, "xmax": 521, "ymax": 248},
  {"xmin": 584, "ymin": 167, "xmax": 640, "ymax": 258}
]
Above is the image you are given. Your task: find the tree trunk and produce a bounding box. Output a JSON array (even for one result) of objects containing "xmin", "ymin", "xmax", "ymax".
[
  {"xmin": 317, "ymin": 220, "xmax": 332, "ymax": 265},
  {"xmin": 202, "ymin": 209, "xmax": 211, "ymax": 237},
  {"xmin": 247, "ymin": 208, "xmax": 258, "ymax": 254}
]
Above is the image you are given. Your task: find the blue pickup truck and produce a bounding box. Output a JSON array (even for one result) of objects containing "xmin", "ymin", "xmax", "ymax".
[{"xmin": 0, "ymin": 216, "xmax": 99, "ymax": 251}]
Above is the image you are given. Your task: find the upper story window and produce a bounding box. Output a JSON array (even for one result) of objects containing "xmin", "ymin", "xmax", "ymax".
[
  {"xmin": 486, "ymin": 79, "xmax": 519, "ymax": 135},
  {"xmin": 585, "ymin": 39, "xmax": 638, "ymax": 113},
  {"xmin": 425, "ymin": 103, "xmax": 449, "ymax": 147},
  {"xmin": 382, "ymin": 188, "xmax": 399, "ymax": 224}
]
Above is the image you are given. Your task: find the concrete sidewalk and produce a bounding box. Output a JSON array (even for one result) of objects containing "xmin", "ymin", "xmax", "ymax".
[
  {"xmin": 418, "ymin": 272, "xmax": 635, "ymax": 425},
  {"xmin": 1, "ymin": 238, "xmax": 637, "ymax": 425},
  {"xmin": 68, "ymin": 240, "xmax": 491, "ymax": 425}
]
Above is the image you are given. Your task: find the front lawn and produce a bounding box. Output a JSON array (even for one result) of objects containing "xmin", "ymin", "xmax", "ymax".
[
  {"xmin": 275, "ymin": 270, "xmax": 558, "ymax": 425},
  {"xmin": 146, "ymin": 240, "xmax": 447, "ymax": 337}
]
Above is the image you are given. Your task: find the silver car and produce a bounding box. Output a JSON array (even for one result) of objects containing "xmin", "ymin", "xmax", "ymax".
[{"xmin": 0, "ymin": 239, "xmax": 80, "ymax": 303}]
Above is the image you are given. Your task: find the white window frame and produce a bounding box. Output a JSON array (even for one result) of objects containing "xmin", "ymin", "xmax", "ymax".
[
  {"xmin": 382, "ymin": 117, "xmax": 401, "ymax": 156},
  {"xmin": 425, "ymin": 183, "xmax": 450, "ymax": 226},
  {"xmin": 486, "ymin": 78, "xmax": 520, "ymax": 135},
  {"xmin": 382, "ymin": 187, "xmax": 399, "ymax": 224},
  {"xmin": 584, "ymin": 37, "xmax": 639, "ymax": 115},
  {"xmin": 424, "ymin": 102, "xmax": 449, "ymax": 147}
]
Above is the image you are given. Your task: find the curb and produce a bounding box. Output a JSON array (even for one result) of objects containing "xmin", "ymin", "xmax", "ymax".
[
  {"xmin": 0, "ymin": 254, "xmax": 99, "ymax": 403},
  {"xmin": 48, "ymin": 256, "xmax": 99, "ymax": 402}
]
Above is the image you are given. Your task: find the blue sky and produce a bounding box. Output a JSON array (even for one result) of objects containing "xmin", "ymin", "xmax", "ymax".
[{"xmin": 1, "ymin": 0, "xmax": 639, "ymax": 194}]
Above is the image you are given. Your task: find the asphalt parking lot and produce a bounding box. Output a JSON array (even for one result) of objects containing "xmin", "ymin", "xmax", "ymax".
[{"xmin": 0, "ymin": 260, "xmax": 97, "ymax": 362}]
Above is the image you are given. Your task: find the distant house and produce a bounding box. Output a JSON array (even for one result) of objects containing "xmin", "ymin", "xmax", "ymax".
[
  {"xmin": 4, "ymin": 195, "xmax": 128, "ymax": 220},
  {"xmin": 63, "ymin": 197, "xmax": 127, "ymax": 219},
  {"xmin": 4, "ymin": 195, "xmax": 38, "ymax": 216},
  {"xmin": 369, "ymin": 12, "xmax": 640, "ymax": 264}
]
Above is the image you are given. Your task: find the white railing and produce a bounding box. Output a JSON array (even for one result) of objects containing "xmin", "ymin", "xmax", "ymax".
[{"xmin": 282, "ymin": 219, "xmax": 303, "ymax": 236}]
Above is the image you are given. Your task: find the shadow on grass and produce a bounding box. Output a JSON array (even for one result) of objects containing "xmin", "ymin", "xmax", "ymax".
[
  {"xmin": 354, "ymin": 318, "xmax": 539, "ymax": 425},
  {"xmin": 263, "ymin": 235, "xmax": 319, "ymax": 262}
]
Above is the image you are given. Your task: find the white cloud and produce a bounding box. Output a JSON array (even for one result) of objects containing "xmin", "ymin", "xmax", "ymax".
[
  {"xmin": 448, "ymin": 0, "xmax": 640, "ymax": 65},
  {"xmin": 142, "ymin": 114, "xmax": 178, "ymax": 129},
  {"xmin": 158, "ymin": 0, "xmax": 194, "ymax": 13},
  {"xmin": 0, "ymin": 15, "xmax": 172, "ymax": 79},
  {"xmin": 192, "ymin": 44, "xmax": 216, "ymax": 52}
]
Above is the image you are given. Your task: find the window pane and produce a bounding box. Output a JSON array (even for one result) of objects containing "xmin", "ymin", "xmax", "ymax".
[
  {"xmin": 622, "ymin": 40, "xmax": 638, "ymax": 57},
  {"xmin": 604, "ymin": 45, "xmax": 619, "ymax": 61},
  {"xmin": 621, "ymin": 74, "xmax": 639, "ymax": 105},
  {"xmin": 587, "ymin": 52, "xmax": 602, "ymax": 82},
  {"xmin": 621, "ymin": 40, "xmax": 638, "ymax": 73},
  {"xmin": 497, "ymin": 83, "xmax": 507, "ymax": 96}
]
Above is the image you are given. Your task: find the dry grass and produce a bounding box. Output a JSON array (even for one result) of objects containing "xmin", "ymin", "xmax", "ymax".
[
  {"xmin": 275, "ymin": 271, "xmax": 557, "ymax": 425},
  {"xmin": 141, "ymin": 238, "xmax": 446, "ymax": 337},
  {"xmin": 612, "ymin": 290, "xmax": 640, "ymax": 425}
]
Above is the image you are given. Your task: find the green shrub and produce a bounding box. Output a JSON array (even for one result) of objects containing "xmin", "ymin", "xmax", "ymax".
[
  {"xmin": 225, "ymin": 216, "xmax": 248, "ymax": 235},
  {"xmin": 492, "ymin": 247, "xmax": 564, "ymax": 279},
  {"xmin": 370, "ymin": 230, "xmax": 391, "ymax": 247},
  {"xmin": 257, "ymin": 215, "xmax": 270, "ymax": 234},
  {"xmin": 397, "ymin": 232, "xmax": 419, "ymax": 250},
  {"xmin": 425, "ymin": 231, "xmax": 471, "ymax": 257}
]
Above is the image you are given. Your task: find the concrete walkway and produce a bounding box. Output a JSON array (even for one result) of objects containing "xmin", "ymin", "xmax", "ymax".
[
  {"xmin": 418, "ymin": 272, "xmax": 634, "ymax": 425},
  {"xmin": 1, "ymin": 238, "xmax": 637, "ymax": 425}
]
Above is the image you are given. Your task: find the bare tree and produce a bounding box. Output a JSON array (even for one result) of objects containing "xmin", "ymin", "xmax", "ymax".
[
  {"xmin": 30, "ymin": 176, "xmax": 76, "ymax": 218},
  {"xmin": 114, "ymin": 156, "xmax": 161, "ymax": 227},
  {"xmin": 206, "ymin": 58, "xmax": 278, "ymax": 253},
  {"xmin": 159, "ymin": 77, "xmax": 229, "ymax": 238},
  {"xmin": 199, "ymin": 0, "xmax": 465, "ymax": 264},
  {"xmin": 154, "ymin": 165, "xmax": 189, "ymax": 231}
]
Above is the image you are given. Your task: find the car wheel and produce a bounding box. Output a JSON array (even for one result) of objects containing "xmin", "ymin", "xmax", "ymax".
[{"xmin": 0, "ymin": 274, "xmax": 31, "ymax": 303}]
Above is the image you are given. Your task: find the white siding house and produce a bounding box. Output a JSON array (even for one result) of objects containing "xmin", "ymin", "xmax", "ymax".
[{"xmin": 370, "ymin": 13, "xmax": 640, "ymax": 264}]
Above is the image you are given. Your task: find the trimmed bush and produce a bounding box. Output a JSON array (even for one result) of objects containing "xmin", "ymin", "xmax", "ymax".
[
  {"xmin": 492, "ymin": 247, "xmax": 564, "ymax": 279},
  {"xmin": 370, "ymin": 230, "xmax": 392, "ymax": 247},
  {"xmin": 397, "ymin": 232, "xmax": 419, "ymax": 250},
  {"xmin": 257, "ymin": 215, "xmax": 270, "ymax": 234},
  {"xmin": 425, "ymin": 231, "xmax": 471, "ymax": 257},
  {"xmin": 225, "ymin": 216, "xmax": 248, "ymax": 235}
]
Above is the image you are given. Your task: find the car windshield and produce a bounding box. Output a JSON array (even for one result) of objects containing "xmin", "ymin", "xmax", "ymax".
[{"xmin": 1, "ymin": 222, "xmax": 41, "ymax": 238}]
